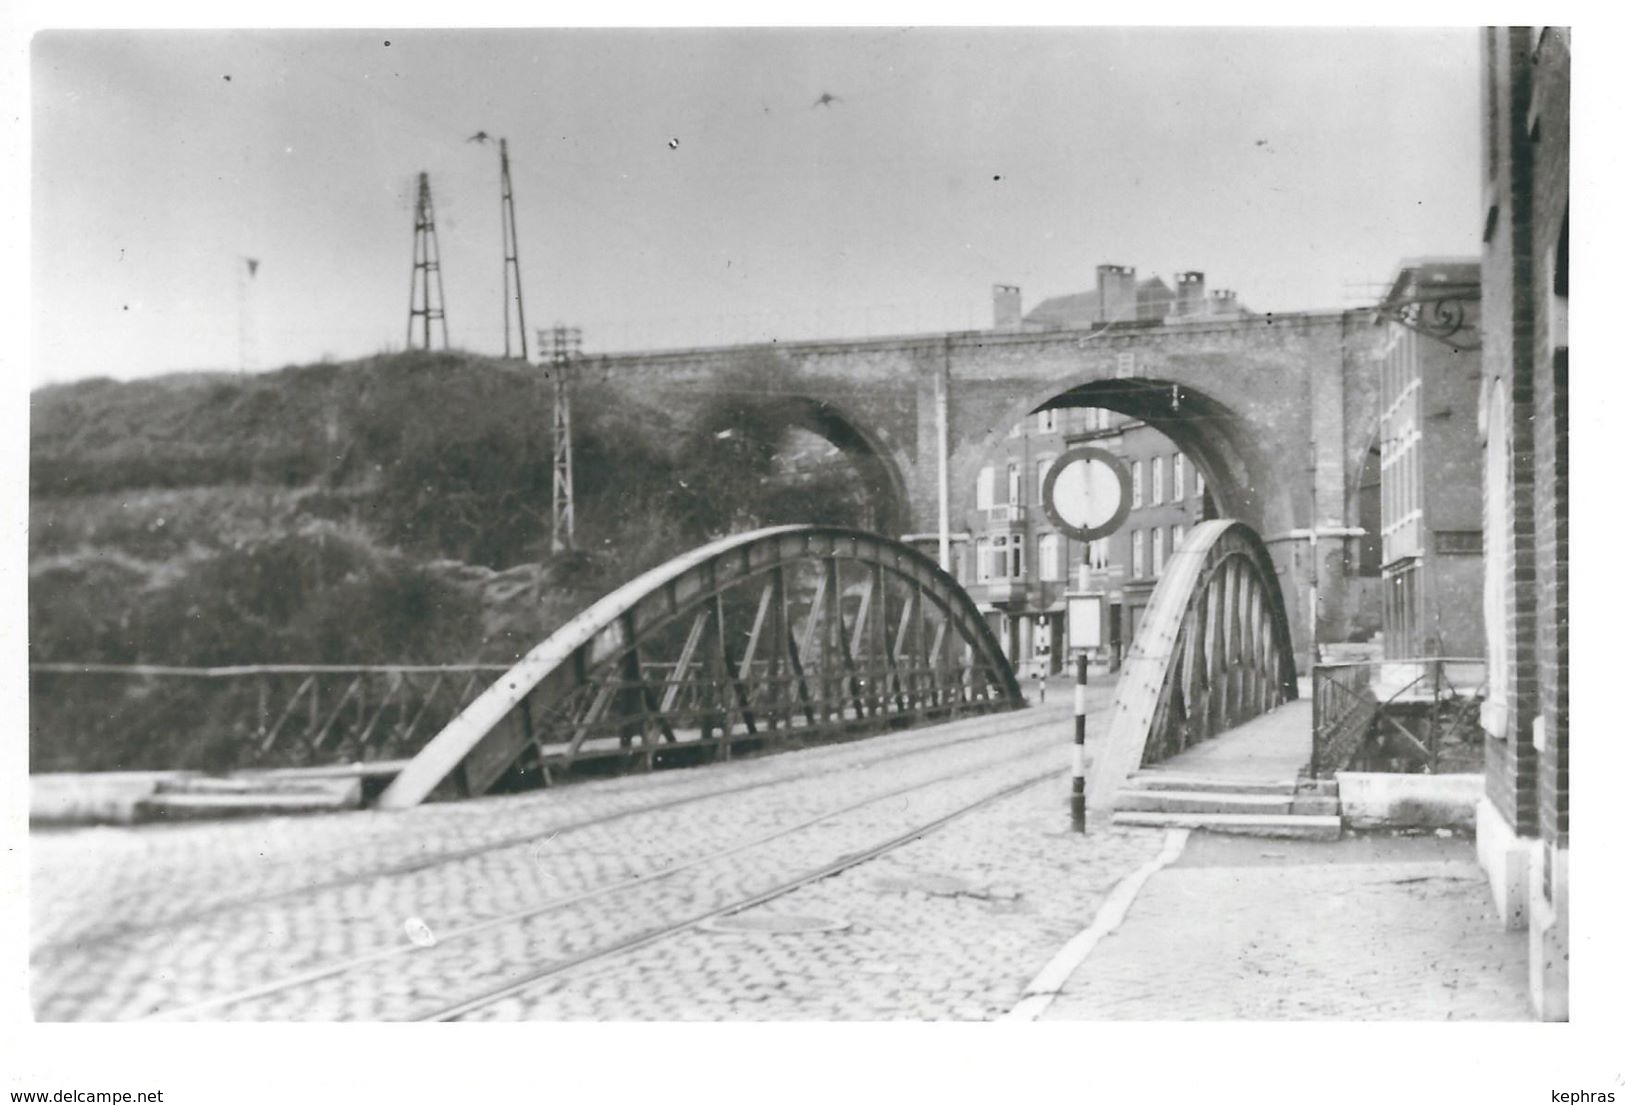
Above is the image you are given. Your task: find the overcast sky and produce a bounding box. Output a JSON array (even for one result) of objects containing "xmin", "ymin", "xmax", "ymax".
[{"xmin": 29, "ymin": 26, "xmax": 1482, "ymax": 383}]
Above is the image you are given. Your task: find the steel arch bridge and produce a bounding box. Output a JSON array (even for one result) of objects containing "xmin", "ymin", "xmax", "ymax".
[
  {"xmin": 380, "ymin": 526, "xmax": 1024, "ymax": 808},
  {"xmin": 1091, "ymin": 519, "xmax": 1299, "ymax": 805}
]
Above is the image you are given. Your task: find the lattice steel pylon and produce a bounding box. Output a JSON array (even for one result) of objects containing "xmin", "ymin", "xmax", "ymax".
[
  {"xmin": 499, "ymin": 139, "xmax": 528, "ymax": 360},
  {"xmin": 406, "ymin": 172, "xmax": 450, "ymax": 350},
  {"xmin": 545, "ymin": 324, "xmax": 582, "ymax": 553}
]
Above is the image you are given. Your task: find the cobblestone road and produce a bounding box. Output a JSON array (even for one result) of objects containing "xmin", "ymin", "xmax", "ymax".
[
  {"xmin": 459, "ymin": 779, "xmax": 1164, "ymax": 1021},
  {"xmin": 33, "ymin": 685, "xmax": 1159, "ymax": 1021}
]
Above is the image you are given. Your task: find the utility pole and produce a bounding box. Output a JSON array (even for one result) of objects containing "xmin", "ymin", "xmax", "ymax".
[
  {"xmin": 499, "ymin": 139, "xmax": 529, "ymax": 360},
  {"xmin": 406, "ymin": 172, "xmax": 449, "ymax": 350},
  {"xmin": 545, "ymin": 324, "xmax": 582, "ymax": 553},
  {"xmin": 937, "ymin": 338, "xmax": 952, "ymax": 571}
]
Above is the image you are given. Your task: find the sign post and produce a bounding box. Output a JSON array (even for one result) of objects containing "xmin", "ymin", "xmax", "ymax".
[
  {"xmin": 1040, "ymin": 446, "xmax": 1128, "ymax": 835},
  {"xmin": 1071, "ymin": 651, "xmax": 1088, "ymax": 832}
]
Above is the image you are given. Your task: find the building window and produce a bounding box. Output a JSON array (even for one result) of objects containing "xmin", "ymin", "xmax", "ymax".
[
  {"xmin": 1172, "ymin": 523, "xmax": 1185, "ymax": 551},
  {"xmin": 979, "ymin": 533, "xmax": 1023, "ymax": 581},
  {"xmin": 1194, "ymin": 468, "xmax": 1205, "ymax": 500},
  {"xmin": 1038, "ymin": 533, "xmax": 1062, "ymax": 581},
  {"xmin": 1152, "ymin": 528, "xmax": 1165, "ymax": 575},
  {"xmin": 1089, "ymin": 539, "xmax": 1109, "ymax": 571},
  {"xmin": 1007, "ymin": 462, "xmax": 1023, "ymax": 506},
  {"xmin": 1036, "ymin": 409, "xmax": 1058, "ymax": 434},
  {"xmin": 1385, "ymin": 561, "xmax": 1423, "ymax": 659},
  {"xmin": 976, "ymin": 466, "xmax": 996, "ymax": 510},
  {"xmin": 1151, "ymin": 457, "xmax": 1165, "ymax": 505},
  {"xmin": 1131, "ymin": 530, "xmax": 1144, "ymax": 578},
  {"xmin": 1380, "ymin": 337, "xmax": 1424, "ymax": 564},
  {"xmin": 1173, "ymin": 455, "xmax": 1185, "ymax": 501},
  {"xmin": 1131, "ymin": 461, "xmax": 1144, "ymax": 508}
]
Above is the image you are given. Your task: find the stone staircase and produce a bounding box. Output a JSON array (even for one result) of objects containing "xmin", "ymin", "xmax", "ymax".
[{"xmin": 1110, "ymin": 772, "xmax": 1342, "ymax": 840}]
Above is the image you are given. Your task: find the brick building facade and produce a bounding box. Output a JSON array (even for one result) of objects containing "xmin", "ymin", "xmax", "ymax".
[
  {"xmin": 1475, "ymin": 25, "xmax": 1567, "ymax": 1021},
  {"xmin": 1375, "ymin": 259, "xmax": 1485, "ymax": 659}
]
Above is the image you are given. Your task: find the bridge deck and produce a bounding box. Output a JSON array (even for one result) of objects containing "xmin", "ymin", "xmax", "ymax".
[{"xmin": 1131, "ymin": 699, "xmax": 1311, "ymax": 784}]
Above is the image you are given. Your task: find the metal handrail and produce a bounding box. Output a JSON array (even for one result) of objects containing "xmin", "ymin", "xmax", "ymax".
[
  {"xmin": 1309, "ymin": 656, "xmax": 1486, "ymax": 777},
  {"xmin": 29, "ymin": 662, "xmax": 511, "ymax": 676},
  {"xmin": 29, "ymin": 663, "xmax": 512, "ymax": 771}
]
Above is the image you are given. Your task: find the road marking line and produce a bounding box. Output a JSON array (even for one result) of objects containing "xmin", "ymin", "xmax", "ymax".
[{"xmin": 1002, "ymin": 827, "xmax": 1191, "ymax": 1022}]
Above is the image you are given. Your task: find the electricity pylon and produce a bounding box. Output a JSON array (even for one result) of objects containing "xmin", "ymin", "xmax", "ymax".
[{"xmin": 406, "ymin": 172, "xmax": 449, "ymax": 350}]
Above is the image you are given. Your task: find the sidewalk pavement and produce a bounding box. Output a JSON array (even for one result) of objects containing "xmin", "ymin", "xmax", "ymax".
[
  {"xmin": 1029, "ymin": 693, "xmax": 1530, "ymax": 1021},
  {"xmin": 1133, "ymin": 697, "xmax": 1314, "ymax": 783},
  {"xmin": 1035, "ymin": 830, "xmax": 1533, "ymax": 1020}
]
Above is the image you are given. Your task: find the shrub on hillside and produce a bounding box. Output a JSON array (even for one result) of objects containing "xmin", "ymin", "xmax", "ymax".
[{"xmin": 29, "ymin": 525, "xmax": 489, "ymax": 771}]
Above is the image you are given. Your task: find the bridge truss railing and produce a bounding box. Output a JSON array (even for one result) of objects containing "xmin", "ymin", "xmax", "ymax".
[
  {"xmin": 380, "ymin": 526, "xmax": 1024, "ymax": 808},
  {"xmin": 28, "ymin": 663, "xmax": 508, "ymax": 772}
]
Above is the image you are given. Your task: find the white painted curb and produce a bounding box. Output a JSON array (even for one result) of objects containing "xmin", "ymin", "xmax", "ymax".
[{"xmin": 1002, "ymin": 827, "xmax": 1191, "ymax": 1021}]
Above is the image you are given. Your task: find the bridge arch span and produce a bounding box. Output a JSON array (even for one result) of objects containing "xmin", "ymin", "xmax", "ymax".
[
  {"xmin": 1089, "ymin": 517, "xmax": 1299, "ymax": 805},
  {"xmin": 379, "ymin": 525, "xmax": 1022, "ymax": 808}
]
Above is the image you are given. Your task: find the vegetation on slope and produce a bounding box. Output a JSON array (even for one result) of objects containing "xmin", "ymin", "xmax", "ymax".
[{"xmin": 30, "ymin": 350, "xmax": 879, "ymax": 771}]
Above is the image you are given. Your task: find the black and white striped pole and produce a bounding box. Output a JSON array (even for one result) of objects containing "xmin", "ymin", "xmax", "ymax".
[{"xmin": 1071, "ymin": 651, "xmax": 1088, "ymax": 832}]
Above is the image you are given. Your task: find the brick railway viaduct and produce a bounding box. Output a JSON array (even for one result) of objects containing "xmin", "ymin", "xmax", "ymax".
[{"xmin": 573, "ymin": 310, "xmax": 1386, "ymax": 670}]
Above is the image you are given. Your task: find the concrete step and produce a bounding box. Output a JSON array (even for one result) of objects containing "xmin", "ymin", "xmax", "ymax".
[
  {"xmin": 1114, "ymin": 789, "xmax": 1295, "ymax": 815},
  {"xmin": 1112, "ymin": 810, "xmax": 1342, "ymax": 841},
  {"xmin": 135, "ymin": 779, "xmax": 362, "ymax": 821},
  {"xmin": 1117, "ymin": 787, "xmax": 1341, "ymax": 818},
  {"xmin": 1126, "ymin": 773, "xmax": 1300, "ymax": 796}
]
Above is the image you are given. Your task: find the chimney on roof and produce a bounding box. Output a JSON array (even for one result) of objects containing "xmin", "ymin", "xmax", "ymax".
[
  {"xmin": 1175, "ymin": 272, "xmax": 1206, "ymax": 317},
  {"xmin": 992, "ymin": 284, "xmax": 1023, "ymax": 331},
  {"xmin": 1096, "ymin": 264, "xmax": 1137, "ymax": 323},
  {"xmin": 1210, "ymin": 288, "xmax": 1239, "ymax": 316}
]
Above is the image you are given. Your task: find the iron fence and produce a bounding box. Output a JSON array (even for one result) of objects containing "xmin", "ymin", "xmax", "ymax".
[
  {"xmin": 29, "ymin": 663, "xmax": 510, "ymax": 773},
  {"xmin": 1309, "ymin": 657, "xmax": 1487, "ymax": 778}
]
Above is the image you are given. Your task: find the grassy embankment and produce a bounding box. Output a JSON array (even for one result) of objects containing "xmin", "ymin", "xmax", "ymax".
[{"xmin": 30, "ymin": 350, "xmax": 871, "ymax": 771}]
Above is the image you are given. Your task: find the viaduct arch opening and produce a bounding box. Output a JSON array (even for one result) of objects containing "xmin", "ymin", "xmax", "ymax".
[
  {"xmin": 957, "ymin": 373, "xmax": 1310, "ymax": 677},
  {"xmin": 690, "ymin": 391, "xmax": 908, "ymax": 538},
  {"xmin": 1024, "ymin": 377, "xmax": 1292, "ymax": 538}
]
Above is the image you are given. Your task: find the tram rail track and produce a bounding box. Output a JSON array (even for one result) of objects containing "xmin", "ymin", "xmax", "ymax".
[
  {"xmin": 144, "ymin": 733, "xmax": 1071, "ymax": 1021},
  {"xmin": 37, "ymin": 699, "xmax": 1081, "ymax": 960},
  {"xmin": 426, "ymin": 765, "xmax": 1063, "ymax": 1022}
]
